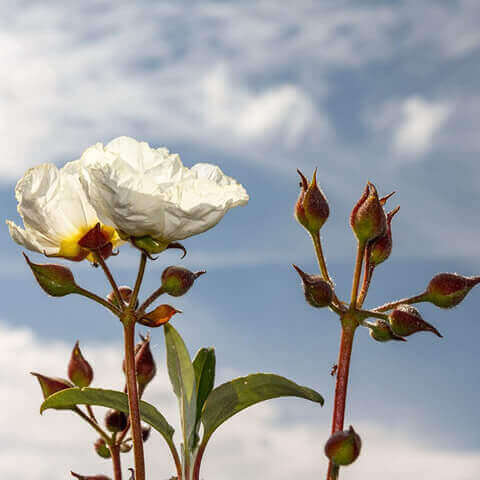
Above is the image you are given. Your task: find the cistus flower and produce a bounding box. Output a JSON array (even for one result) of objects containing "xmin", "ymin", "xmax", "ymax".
[
  {"xmin": 79, "ymin": 136, "xmax": 249, "ymax": 250},
  {"xmin": 6, "ymin": 161, "xmax": 121, "ymax": 262},
  {"xmin": 292, "ymin": 264, "xmax": 333, "ymax": 308},
  {"xmin": 389, "ymin": 304, "xmax": 442, "ymax": 338},
  {"xmin": 68, "ymin": 341, "xmax": 94, "ymax": 388},
  {"xmin": 424, "ymin": 273, "xmax": 480, "ymax": 309},
  {"xmin": 324, "ymin": 426, "xmax": 362, "ymax": 466},
  {"xmin": 350, "ymin": 182, "xmax": 386, "ymax": 244},
  {"xmin": 294, "ymin": 169, "xmax": 329, "ymax": 234}
]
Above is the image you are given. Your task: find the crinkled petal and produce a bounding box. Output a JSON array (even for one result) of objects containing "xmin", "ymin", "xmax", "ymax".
[{"xmin": 6, "ymin": 220, "xmax": 59, "ymax": 255}]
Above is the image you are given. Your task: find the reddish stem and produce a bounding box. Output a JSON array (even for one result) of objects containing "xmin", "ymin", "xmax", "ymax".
[
  {"xmin": 327, "ymin": 320, "xmax": 357, "ymax": 480},
  {"xmin": 110, "ymin": 444, "xmax": 123, "ymax": 480},
  {"xmin": 192, "ymin": 443, "xmax": 206, "ymax": 480}
]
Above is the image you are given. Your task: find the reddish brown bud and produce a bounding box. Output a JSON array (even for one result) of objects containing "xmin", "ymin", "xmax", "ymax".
[
  {"xmin": 161, "ymin": 266, "xmax": 205, "ymax": 297},
  {"xmin": 425, "ymin": 273, "xmax": 480, "ymax": 309},
  {"xmin": 94, "ymin": 438, "xmax": 111, "ymax": 459},
  {"xmin": 139, "ymin": 305, "xmax": 181, "ymax": 327},
  {"xmin": 105, "ymin": 409, "xmax": 128, "ymax": 433},
  {"xmin": 293, "ymin": 264, "xmax": 333, "ymax": 308},
  {"xmin": 294, "ymin": 169, "xmax": 329, "ymax": 234},
  {"xmin": 389, "ymin": 305, "xmax": 442, "ymax": 338},
  {"xmin": 368, "ymin": 320, "xmax": 406, "ymax": 342},
  {"xmin": 368, "ymin": 206, "xmax": 400, "ymax": 267},
  {"xmin": 350, "ymin": 182, "xmax": 387, "ymax": 244},
  {"xmin": 325, "ymin": 426, "xmax": 362, "ymax": 466},
  {"xmin": 31, "ymin": 372, "xmax": 73, "ymax": 399},
  {"xmin": 107, "ymin": 286, "xmax": 137, "ymax": 309},
  {"xmin": 71, "ymin": 473, "xmax": 111, "ymax": 480},
  {"xmin": 68, "ymin": 341, "xmax": 93, "ymax": 388},
  {"xmin": 135, "ymin": 334, "xmax": 156, "ymax": 396},
  {"xmin": 119, "ymin": 442, "xmax": 132, "ymax": 453},
  {"xmin": 24, "ymin": 254, "xmax": 78, "ymax": 297},
  {"xmin": 142, "ymin": 425, "xmax": 151, "ymax": 442}
]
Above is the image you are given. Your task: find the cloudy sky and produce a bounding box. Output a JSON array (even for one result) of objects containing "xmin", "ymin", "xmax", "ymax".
[{"xmin": 1, "ymin": 1, "xmax": 480, "ymax": 478}]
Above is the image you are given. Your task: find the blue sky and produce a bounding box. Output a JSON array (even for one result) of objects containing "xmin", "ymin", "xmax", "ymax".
[{"xmin": 1, "ymin": 1, "xmax": 480, "ymax": 478}]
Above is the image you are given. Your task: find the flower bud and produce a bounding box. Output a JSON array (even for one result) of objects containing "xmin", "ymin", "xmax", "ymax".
[
  {"xmin": 368, "ymin": 206, "xmax": 400, "ymax": 267},
  {"xmin": 350, "ymin": 182, "xmax": 387, "ymax": 244},
  {"xmin": 71, "ymin": 473, "xmax": 111, "ymax": 480},
  {"xmin": 104, "ymin": 409, "xmax": 128, "ymax": 433},
  {"xmin": 425, "ymin": 273, "xmax": 480, "ymax": 309},
  {"xmin": 24, "ymin": 254, "xmax": 78, "ymax": 297},
  {"xmin": 161, "ymin": 266, "xmax": 206, "ymax": 297},
  {"xmin": 107, "ymin": 286, "xmax": 138, "ymax": 309},
  {"xmin": 293, "ymin": 264, "xmax": 333, "ymax": 308},
  {"xmin": 139, "ymin": 304, "xmax": 181, "ymax": 327},
  {"xmin": 294, "ymin": 169, "xmax": 329, "ymax": 234},
  {"xmin": 68, "ymin": 341, "xmax": 94, "ymax": 388},
  {"xmin": 94, "ymin": 438, "xmax": 111, "ymax": 459},
  {"xmin": 389, "ymin": 305, "xmax": 442, "ymax": 338},
  {"xmin": 142, "ymin": 425, "xmax": 151, "ymax": 442},
  {"xmin": 324, "ymin": 426, "xmax": 361, "ymax": 466},
  {"xmin": 31, "ymin": 372, "xmax": 73, "ymax": 399},
  {"xmin": 368, "ymin": 320, "xmax": 406, "ymax": 342},
  {"xmin": 135, "ymin": 334, "xmax": 156, "ymax": 396}
]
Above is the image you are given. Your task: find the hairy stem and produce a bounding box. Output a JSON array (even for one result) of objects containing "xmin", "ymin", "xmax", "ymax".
[
  {"xmin": 123, "ymin": 319, "xmax": 146, "ymax": 480},
  {"xmin": 373, "ymin": 293, "xmax": 427, "ymax": 313},
  {"xmin": 130, "ymin": 252, "xmax": 147, "ymax": 310},
  {"xmin": 327, "ymin": 318, "xmax": 357, "ymax": 480},
  {"xmin": 137, "ymin": 287, "xmax": 165, "ymax": 317},
  {"xmin": 350, "ymin": 241, "xmax": 365, "ymax": 308},
  {"xmin": 311, "ymin": 232, "xmax": 343, "ymax": 308},
  {"xmin": 110, "ymin": 444, "xmax": 123, "ymax": 480}
]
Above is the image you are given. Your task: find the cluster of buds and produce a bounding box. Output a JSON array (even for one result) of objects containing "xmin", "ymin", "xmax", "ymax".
[{"xmin": 293, "ymin": 170, "xmax": 480, "ymax": 474}]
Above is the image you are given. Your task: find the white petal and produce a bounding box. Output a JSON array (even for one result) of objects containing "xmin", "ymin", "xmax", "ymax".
[{"xmin": 6, "ymin": 220, "xmax": 59, "ymax": 255}]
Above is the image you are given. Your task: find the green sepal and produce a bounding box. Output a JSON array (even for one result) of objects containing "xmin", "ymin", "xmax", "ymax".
[{"xmin": 132, "ymin": 236, "xmax": 169, "ymax": 254}]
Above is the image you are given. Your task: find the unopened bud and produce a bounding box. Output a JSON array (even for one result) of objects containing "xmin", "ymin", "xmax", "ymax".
[
  {"xmin": 94, "ymin": 438, "xmax": 111, "ymax": 459},
  {"xmin": 389, "ymin": 305, "xmax": 442, "ymax": 338},
  {"xmin": 68, "ymin": 341, "xmax": 93, "ymax": 388},
  {"xmin": 350, "ymin": 182, "xmax": 387, "ymax": 244},
  {"xmin": 425, "ymin": 273, "xmax": 480, "ymax": 309},
  {"xmin": 135, "ymin": 334, "xmax": 156, "ymax": 396},
  {"xmin": 294, "ymin": 169, "xmax": 329, "ymax": 234},
  {"xmin": 368, "ymin": 320, "xmax": 406, "ymax": 342},
  {"xmin": 325, "ymin": 426, "xmax": 362, "ymax": 466},
  {"xmin": 107, "ymin": 286, "xmax": 137, "ymax": 309},
  {"xmin": 24, "ymin": 254, "xmax": 78, "ymax": 297},
  {"xmin": 71, "ymin": 473, "xmax": 111, "ymax": 480},
  {"xmin": 142, "ymin": 425, "xmax": 151, "ymax": 442},
  {"xmin": 368, "ymin": 206, "xmax": 400, "ymax": 267},
  {"xmin": 105, "ymin": 409, "xmax": 128, "ymax": 433},
  {"xmin": 31, "ymin": 372, "xmax": 73, "ymax": 399},
  {"xmin": 293, "ymin": 264, "xmax": 333, "ymax": 308},
  {"xmin": 161, "ymin": 266, "xmax": 206, "ymax": 297},
  {"xmin": 139, "ymin": 305, "xmax": 181, "ymax": 327}
]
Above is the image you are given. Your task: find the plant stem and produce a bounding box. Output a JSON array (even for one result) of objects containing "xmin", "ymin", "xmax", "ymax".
[
  {"xmin": 357, "ymin": 245, "xmax": 375, "ymax": 308},
  {"xmin": 373, "ymin": 293, "xmax": 427, "ymax": 312},
  {"xmin": 350, "ymin": 241, "xmax": 365, "ymax": 308},
  {"xmin": 87, "ymin": 405, "xmax": 97, "ymax": 423},
  {"xmin": 137, "ymin": 287, "xmax": 165, "ymax": 317},
  {"xmin": 75, "ymin": 286, "xmax": 122, "ymax": 317},
  {"xmin": 311, "ymin": 232, "xmax": 343, "ymax": 308},
  {"xmin": 73, "ymin": 407, "xmax": 111, "ymax": 444},
  {"xmin": 123, "ymin": 319, "xmax": 146, "ymax": 480},
  {"xmin": 110, "ymin": 444, "xmax": 123, "ymax": 480},
  {"xmin": 327, "ymin": 318, "xmax": 357, "ymax": 480},
  {"xmin": 130, "ymin": 253, "xmax": 147, "ymax": 310},
  {"xmin": 95, "ymin": 253, "xmax": 124, "ymax": 311},
  {"xmin": 192, "ymin": 442, "xmax": 206, "ymax": 480}
]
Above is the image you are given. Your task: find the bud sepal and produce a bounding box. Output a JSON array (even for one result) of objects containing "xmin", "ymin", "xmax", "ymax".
[{"xmin": 325, "ymin": 426, "xmax": 362, "ymax": 466}]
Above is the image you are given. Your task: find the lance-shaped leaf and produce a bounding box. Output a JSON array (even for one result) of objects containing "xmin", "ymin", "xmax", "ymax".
[
  {"xmin": 201, "ymin": 373, "xmax": 324, "ymax": 443},
  {"xmin": 40, "ymin": 387, "xmax": 175, "ymax": 451},
  {"xmin": 192, "ymin": 347, "xmax": 216, "ymax": 442},
  {"xmin": 164, "ymin": 324, "xmax": 197, "ymax": 449}
]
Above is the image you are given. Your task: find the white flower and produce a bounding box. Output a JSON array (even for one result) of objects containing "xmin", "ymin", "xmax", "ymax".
[
  {"xmin": 79, "ymin": 136, "xmax": 249, "ymax": 247},
  {"xmin": 6, "ymin": 160, "xmax": 121, "ymax": 261}
]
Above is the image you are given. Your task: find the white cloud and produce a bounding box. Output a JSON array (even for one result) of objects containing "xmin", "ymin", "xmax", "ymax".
[
  {"xmin": 393, "ymin": 97, "xmax": 451, "ymax": 156},
  {"xmin": 0, "ymin": 321, "xmax": 479, "ymax": 479}
]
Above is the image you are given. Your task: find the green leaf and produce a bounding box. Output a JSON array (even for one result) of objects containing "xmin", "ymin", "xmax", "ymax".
[
  {"xmin": 164, "ymin": 324, "xmax": 197, "ymax": 449},
  {"xmin": 201, "ymin": 373, "xmax": 324, "ymax": 441},
  {"xmin": 192, "ymin": 347, "xmax": 216, "ymax": 422},
  {"xmin": 40, "ymin": 387, "xmax": 175, "ymax": 445}
]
